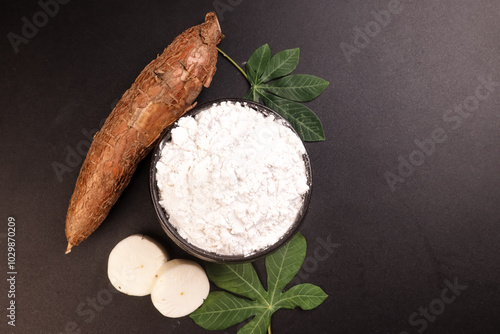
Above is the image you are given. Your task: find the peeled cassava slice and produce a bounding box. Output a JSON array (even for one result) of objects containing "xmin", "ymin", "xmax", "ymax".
[
  {"xmin": 107, "ymin": 234, "xmax": 169, "ymax": 296},
  {"xmin": 151, "ymin": 259, "xmax": 210, "ymax": 318},
  {"xmin": 65, "ymin": 13, "xmax": 223, "ymax": 253}
]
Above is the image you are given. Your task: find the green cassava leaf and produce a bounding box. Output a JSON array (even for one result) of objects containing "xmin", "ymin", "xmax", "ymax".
[
  {"xmin": 189, "ymin": 291, "xmax": 259, "ymax": 330},
  {"xmin": 239, "ymin": 310, "xmax": 272, "ymax": 334},
  {"xmin": 190, "ymin": 233, "xmax": 328, "ymax": 334},
  {"xmin": 246, "ymin": 44, "xmax": 271, "ymax": 84},
  {"xmin": 263, "ymin": 74, "xmax": 329, "ymax": 102},
  {"xmin": 276, "ymin": 283, "xmax": 328, "ymax": 310},
  {"xmin": 259, "ymin": 93, "xmax": 325, "ymax": 142},
  {"xmin": 260, "ymin": 48, "xmax": 300, "ymax": 83},
  {"xmin": 205, "ymin": 262, "xmax": 267, "ymax": 302},
  {"xmin": 244, "ymin": 87, "xmax": 259, "ymax": 102},
  {"xmin": 218, "ymin": 45, "xmax": 328, "ymax": 141},
  {"xmin": 265, "ymin": 232, "xmax": 307, "ymax": 295}
]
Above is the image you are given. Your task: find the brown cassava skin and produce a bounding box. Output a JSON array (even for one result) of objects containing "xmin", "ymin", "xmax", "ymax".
[{"xmin": 65, "ymin": 13, "xmax": 223, "ymax": 253}]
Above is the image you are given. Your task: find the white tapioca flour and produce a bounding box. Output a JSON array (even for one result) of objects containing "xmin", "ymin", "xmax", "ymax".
[{"xmin": 156, "ymin": 101, "xmax": 309, "ymax": 256}]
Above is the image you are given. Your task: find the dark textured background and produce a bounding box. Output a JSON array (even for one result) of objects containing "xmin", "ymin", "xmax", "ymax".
[{"xmin": 1, "ymin": 0, "xmax": 500, "ymax": 333}]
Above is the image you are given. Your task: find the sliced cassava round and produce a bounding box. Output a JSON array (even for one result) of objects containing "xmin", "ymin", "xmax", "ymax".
[
  {"xmin": 151, "ymin": 259, "xmax": 210, "ymax": 318},
  {"xmin": 108, "ymin": 234, "xmax": 169, "ymax": 296}
]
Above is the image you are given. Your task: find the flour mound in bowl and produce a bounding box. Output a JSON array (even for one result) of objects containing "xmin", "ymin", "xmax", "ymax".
[{"xmin": 155, "ymin": 101, "xmax": 309, "ymax": 256}]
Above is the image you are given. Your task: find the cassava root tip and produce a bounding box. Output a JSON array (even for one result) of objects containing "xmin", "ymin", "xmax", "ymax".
[{"xmin": 65, "ymin": 243, "xmax": 73, "ymax": 254}]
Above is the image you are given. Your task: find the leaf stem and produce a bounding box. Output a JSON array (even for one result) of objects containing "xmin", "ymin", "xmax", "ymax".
[
  {"xmin": 217, "ymin": 47, "xmax": 248, "ymax": 81},
  {"xmin": 268, "ymin": 323, "xmax": 271, "ymax": 334}
]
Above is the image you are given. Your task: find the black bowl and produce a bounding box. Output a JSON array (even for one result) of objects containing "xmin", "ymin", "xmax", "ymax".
[{"xmin": 149, "ymin": 98, "xmax": 312, "ymax": 263}]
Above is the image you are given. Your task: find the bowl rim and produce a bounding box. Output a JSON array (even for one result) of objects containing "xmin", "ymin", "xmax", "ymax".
[{"xmin": 149, "ymin": 98, "xmax": 312, "ymax": 263}]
